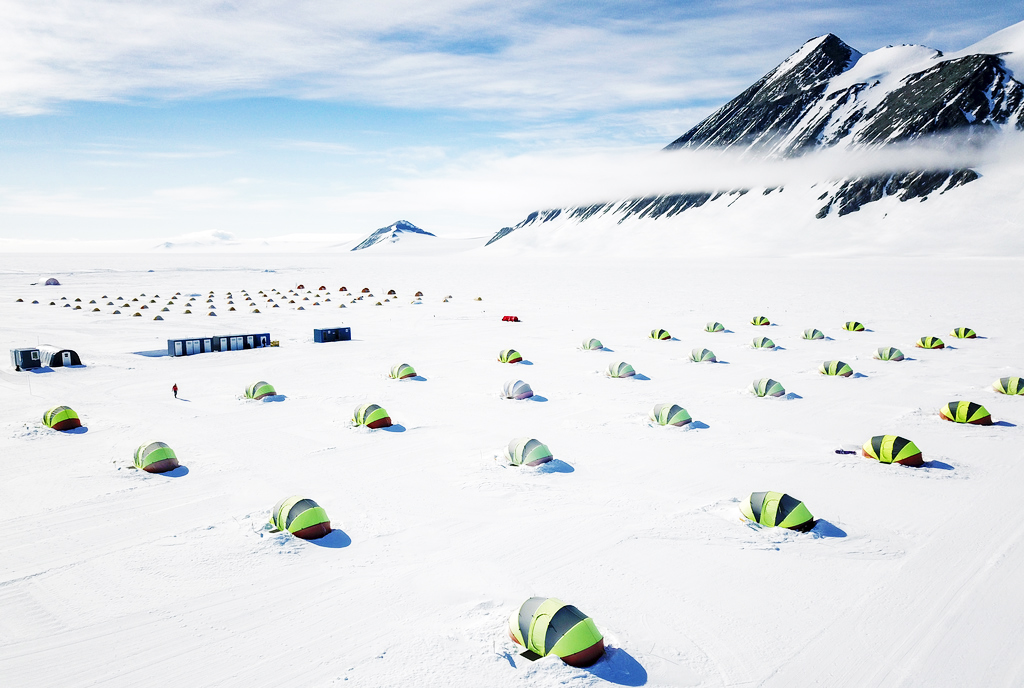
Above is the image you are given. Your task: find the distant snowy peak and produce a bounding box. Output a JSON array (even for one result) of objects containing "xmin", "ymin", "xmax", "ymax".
[{"xmin": 351, "ymin": 221, "xmax": 436, "ymax": 251}]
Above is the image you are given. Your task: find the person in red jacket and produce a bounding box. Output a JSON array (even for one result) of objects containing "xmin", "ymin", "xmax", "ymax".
[{"xmin": 172, "ymin": 383, "xmax": 178, "ymax": 399}]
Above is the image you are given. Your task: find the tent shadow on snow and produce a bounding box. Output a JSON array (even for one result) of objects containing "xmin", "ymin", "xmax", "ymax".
[
  {"xmin": 810, "ymin": 519, "xmax": 847, "ymax": 538},
  {"xmin": 922, "ymin": 460, "xmax": 954, "ymax": 470},
  {"xmin": 156, "ymin": 465, "xmax": 189, "ymax": 478},
  {"xmin": 783, "ymin": 392, "xmax": 802, "ymax": 400},
  {"xmin": 27, "ymin": 367, "xmax": 53, "ymax": 374},
  {"xmin": 306, "ymin": 529, "xmax": 351, "ymax": 549},
  {"xmin": 526, "ymin": 395, "xmax": 549, "ymax": 402},
  {"xmin": 133, "ymin": 349, "xmax": 169, "ymax": 358},
  {"xmin": 534, "ymin": 459, "xmax": 574, "ymax": 474},
  {"xmin": 992, "ymin": 420, "xmax": 1017, "ymax": 427},
  {"xmin": 63, "ymin": 426, "xmax": 89, "ymax": 434},
  {"xmin": 851, "ymin": 372, "xmax": 868, "ymax": 378},
  {"xmin": 631, "ymin": 374, "xmax": 651, "ymax": 381},
  {"xmin": 516, "ymin": 360, "xmax": 534, "ymax": 366},
  {"xmin": 381, "ymin": 423, "xmax": 407, "ymax": 432},
  {"xmin": 584, "ymin": 647, "xmax": 648, "ymax": 687},
  {"xmin": 687, "ymin": 420, "xmax": 710, "ymax": 430},
  {"xmin": 409, "ymin": 375, "xmax": 427, "ymax": 381},
  {"xmin": 260, "ymin": 394, "xmax": 287, "ymax": 402}
]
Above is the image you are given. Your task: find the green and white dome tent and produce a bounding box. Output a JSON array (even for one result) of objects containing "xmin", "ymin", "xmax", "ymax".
[
  {"xmin": 740, "ymin": 491, "xmax": 815, "ymax": 531},
  {"xmin": 581, "ymin": 338, "xmax": 603, "ymax": 350},
  {"xmin": 751, "ymin": 336, "xmax": 775, "ymax": 349},
  {"xmin": 916, "ymin": 336, "xmax": 945, "ymax": 349},
  {"xmin": 502, "ymin": 379, "xmax": 534, "ymax": 399},
  {"xmin": 690, "ymin": 348, "xmax": 717, "ymax": 363},
  {"xmin": 940, "ymin": 401, "xmax": 992, "ymax": 425},
  {"xmin": 843, "ymin": 321, "xmax": 865, "ymax": 332},
  {"xmin": 803, "ymin": 328, "xmax": 824, "ymax": 340},
  {"xmin": 353, "ymin": 403, "xmax": 392, "ymax": 428},
  {"xmin": 751, "ymin": 315, "xmax": 770, "ymax": 326},
  {"xmin": 498, "ymin": 349, "xmax": 523, "ymax": 363},
  {"xmin": 504, "ymin": 437, "xmax": 553, "ymax": 466},
  {"xmin": 245, "ymin": 381, "xmax": 277, "ymax": 400},
  {"xmin": 705, "ymin": 321, "xmax": 725, "ymax": 333},
  {"xmin": 607, "ymin": 361, "xmax": 635, "ymax": 378},
  {"xmin": 508, "ymin": 597, "xmax": 605, "ymax": 667},
  {"xmin": 133, "ymin": 441, "xmax": 180, "ymax": 473},
  {"xmin": 650, "ymin": 328, "xmax": 671, "ymax": 340},
  {"xmin": 874, "ymin": 346, "xmax": 904, "ymax": 361},
  {"xmin": 993, "ymin": 377, "xmax": 1024, "ymax": 395},
  {"xmin": 819, "ymin": 360, "xmax": 853, "ymax": 377},
  {"xmin": 42, "ymin": 405, "xmax": 81, "ymax": 431},
  {"xmin": 950, "ymin": 327, "xmax": 977, "ymax": 339},
  {"xmin": 750, "ymin": 378, "xmax": 785, "ymax": 397},
  {"xmin": 270, "ymin": 496, "xmax": 331, "ymax": 540},
  {"xmin": 650, "ymin": 403, "xmax": 691, "ymax": 426},
  {"xmin": 389, "ymin": 363, "xmax": 417, "ymax": 379},
  {"xmin": 862, "ymin": 435, "xmax": 923, "ymax": 466}
]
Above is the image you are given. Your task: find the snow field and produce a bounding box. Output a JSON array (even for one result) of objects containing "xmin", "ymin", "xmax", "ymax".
[{"xmin": 1, "ymin": 252, "xmax": 1023, "ymax": 687}]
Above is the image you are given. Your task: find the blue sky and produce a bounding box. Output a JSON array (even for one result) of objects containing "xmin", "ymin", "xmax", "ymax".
[{"xmin": 1, "ymin": 1, "xmax": 1021, "ymax": 240}]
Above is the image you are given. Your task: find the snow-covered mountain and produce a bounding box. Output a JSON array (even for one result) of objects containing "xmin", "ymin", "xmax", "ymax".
[
  {"xmin": 351, "ymin": 220, "xmax": 436, "ymax": 251},
  {"xmin": 487, "ymin": 22, "xmax": 1024, "ymax": 246}
]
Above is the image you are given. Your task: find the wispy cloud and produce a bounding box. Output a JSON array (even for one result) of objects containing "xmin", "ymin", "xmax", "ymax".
[{"xmin": 3, "ymin": 1, "xmax": 1017, "ymax": 117}]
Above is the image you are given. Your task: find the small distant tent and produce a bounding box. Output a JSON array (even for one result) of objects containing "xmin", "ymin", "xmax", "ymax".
[
  {"xmin": 740, "ymin": 491, "xmax": 815, "ymax": 531},
  {"xmin": 581, "ymin": 338, "xmax": 603, "ymax": 350},
  {"xmin": 318, "ymin": 285, "xmax": 326, "ymax": 291},
  {"xmin": 690, "ymin": 348, "xmax": 717, "ymax": 363},
  {"xmin": 354, "ymin": 403, "xmax": 392, "ymax": 428},
  {"xmin": 133, "ymin": 441, "xmax": 180, "ymax": 473},
  {"xmin": 502, "ymin": 315, "xmax": 520, "ymax": 322},
  {"xmin": 862, "ymin": 435, "xmax": 923, "ymax": 466},
  {"xmin": 245, "ymin": 381, "xmax": 277, "ymax": 400},
  {"xmin": 387, "ymin": 289, "xmax": 397, "ymax": 295},
  {"xmin": 504, "ymin": 437, "xmax": 553, "ymax": 466},
  {"xmin": 819, "ymin": 360, "xmax": 853, "ymax": 377},
  {"xmin": 45, "ymin": 278, "xmax": 60, "ymax": 286},
  {"xmin": 705, "ymin": 322, "xmax": 725, "ymax": 333},
  {"xmin": 270, "ymin": 496, "xmax": 331, "ymax": 540},
  {"xmin": 389, "ymin": 363, "xmax": 417, "ymax": 379},
  {"xmin": 361, "ymin": 287, "xmax": 370, "ymax": 293},
  {"xmin": 502, "ymin": 379, "xmax": 534, "ymax": 399},
  {"xmin": 508, "ymin": 597, "xmax": 605, "ymax": 667},
  {"xmin": 803, "ymin": 328, "xmax": 824, "ymax": 340},
  {"xmin": 950, "ymin": 327, "xmax": 977, "ymax": 339},
  {"xmin": 874, "ymin": 347, "xmax": 904, "ymax": 361},
  {"xmin": 607, "ymin": 361, "xmax": 635, "ymax": 378},
  {"xmin": 843, "ymin": 321, "xmax": 865, "ymax": 332},
  {"xmin": 38, "ymin": 347, "xmax": 82, "ymax": 367},
  {"xmin": 650, "ymin": 329, "xmax": 671, "ymax": 340},
  {"xmin": 751, "ymin": 336, "xmax": 775, "ymax": 349},
  {"xmin": 939, "ymin": 401, "xmax": 992, "ymax": 425},
  {"xmin": 993, "ymin": 377, "xmax": 1024, "ymax": 395},
  {"xmin": 751, "ymin": 378, "xmax": 785, "ymax": 397},
  {"xmin": 916, "ymin": 336, "xmax": 944, "ymax": 349},
  {"xmin": 43, "ymin": 405, "xmax": 81, "ymax": 431},
  {"xmin": 498, "ymin": 349, "xmax": 523, "ymax": 363},
  {"xmin": 751, "ymin": 316, "xmax": 770, "ymax": 326},
  {"xmin": 296, "ymin": 284, "xmax": 305, "ymax": 290},
  {"xmin": 650, "ymin": 403, "xmax": 691, "ymax": 426}
]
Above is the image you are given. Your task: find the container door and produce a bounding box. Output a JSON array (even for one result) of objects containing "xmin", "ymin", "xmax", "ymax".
[
  {"xmin": 204, "ymin": 339, "xmax": 211, "ymax": 352},
  {"xmin": 259, "ymin": 336, "xmax": 267, "ymax": 346},
  {"xmin": 184, "ymin": 340, "xmax": 194, "ymax": 355},
  {"xmin": 174, "ymin": 341, "xmax": 182, "ymax": 356},
  {"xmin": 233, "ymin": 337, "xmax": 242, "ymax": 350},
  {"xmin": 247, "ymin": 336, "xmax": 254, "ymax": 348},
  {"xmin": 220, "ymin": 337, "xmax": 227, "ymax": 350},
  {"xmin": 62, "ymin": 351, "xmax": 72, "ymax": 365}
]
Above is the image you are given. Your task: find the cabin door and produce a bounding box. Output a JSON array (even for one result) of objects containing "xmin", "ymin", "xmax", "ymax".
[
  {"xmin": 247, "ymin": 336, "xmax": 254, "ymax": 348},
  {"xmin": 174, "ymin": 341, "xmax": 183, "ymax": 356},
  {"xmin": 62, "ymin": 351, "xmax": 72, "ymax": 365}
]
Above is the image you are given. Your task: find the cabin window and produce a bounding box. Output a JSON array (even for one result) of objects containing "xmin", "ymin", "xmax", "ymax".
[{"xmin": 30, "ymin": 351, "xmax": 39, "ymax": 360}]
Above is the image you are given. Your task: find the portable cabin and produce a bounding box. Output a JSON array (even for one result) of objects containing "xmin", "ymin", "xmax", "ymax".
[
  {"xmin": 10, "ymin": 348, "xmax": 42, "ymax": 371},
  {"xmin": 313, "ymin": 327, "xmax": 352, "ymax": 343},
  {"xmin": 167, "ymin": 337, "xmax": 215, "ymax": 357},
  {"xmin": 39, "ymin": 346, "xmax": 82, "ymax": 367},
  {"xmin": 210, "ymin": 333, "xmax": 271, "ymax": 352}
]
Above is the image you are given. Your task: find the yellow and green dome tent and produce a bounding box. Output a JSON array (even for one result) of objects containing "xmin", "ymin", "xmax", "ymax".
[
  {"xmin": 705, "ymin": 322, "xmax": 725, "ymax": 333},
  {"xmin": 752, "ymin": 336, "xmax": 775, "ymax": 349},
  {"xmin": 874, "ymin": 347, "xmax": 904, "ymax": 361},
  {"xmin": 389, "ymin": 363, "xmax": 417, "ymax": 379},
  {"xmin": 690, "ymin": 348, "xmax": 717, "ymax": 363},
  {"xmin": 862, "ymin": 435, "xmax": 923, "ymax": 466},
  {"xmin": 270, "ymin": 496, "xmax": 331, "ymax": 540},
  {"xmin": 993, "ymin": 377, "xmax": 1024, "ymax": 395},
  {"xmin": 354, "ymin": 403, "xmax": 392, "ymax": 428},
  {"xmin": 498, "ymin": 349, "xmax": 523, "ymax": 363},
  {"xmin": 803, "ymin": 328, "xmax": 824, "ymax": 340},
  {"xmin": 751, "ymin": 315, "xmax": 770, "ymax": 326},
  {"xmin": 508, "ymin": 597, "xmax": 604, "ymax": 667},
  {"xmin": 740, "ymin": 491, "xmax": 814, "ymax": 531},
  {"xmin": 134, "ymin": 441, "xmax": 180, "ymax": 473},
  {"xmin": 607, "ymin": 361, "xmax": 635, "ymax": 378},
  {"xmin": 843, "ymin": 321, "xmax": 865, "ymax": 331},
  {"xmin": 819, "ymin": 360, "xmax": 853, "ymax": 377},
  {"xmin": 581, "ymin": 338, "xmax": 603, "ymax": 350},
  {"xmin": 504, "ymin": 437, "xmax": 553, "ymax": 466},
  {"xmin": 751, "ymin": 378, "xmax": 785, "ymax": 397},
  {"xmin": 950, "ymin": 327, "xmax": 977, "ymax": 339},
  {"xmin": 650, "ymin": 403, "xmax": 691, "ymax": 426},
  {"xmin": 650, "ymin": 329, "xmax": 670, "ymax": 340},
  {"xmin": 42, "ymin": 405, "xmax": 81, "ymax": 431},
  {"xmin": 916, "ymin": 336, "xmax": 944, "ymax": 349},
  {"xmin": 939, "ymin": 401, "xmax": 992, "ymax": 425},
  {"xmin": 245, "ymin": 381, "xmax": 277, "ymax": 400}
]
